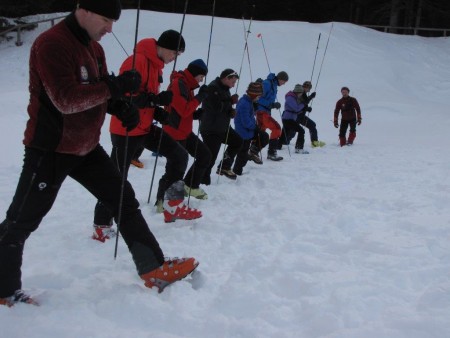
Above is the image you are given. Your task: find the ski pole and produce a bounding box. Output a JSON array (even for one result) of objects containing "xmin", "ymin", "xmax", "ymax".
[
  {"xmin": 257, "ymin": 33, "xmax": 271, "ymax": 73},
  {"xmin": 310, "ymin": 33, "xmax": 321, "ymax": 82},
  {"xmin": 217, "ymin": 6, "xmax": 255, "ymax": 183},
  {"xmin": 314, "ymin": 23, "xmax": 333, "ymax": 92},
  {"xmin": 115, "ymin": 0, "xmax": 141, "ymax": 259},
  {"xmin": 257, "ymin": 34, "xmax": 291, "ymax": 157},
  {"xmin": 147, "ymin": 0, "xmax": 189, "ymax": 204},
  {"xmin": 187, "ymin": 0, "xmax": 215, "ymax": 206}
]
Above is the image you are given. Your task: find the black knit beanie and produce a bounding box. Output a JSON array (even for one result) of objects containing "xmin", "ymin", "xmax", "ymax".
[
  {"xmin": 187, "ymin": 59, "xmax": 208, "ymax": 77},
  {"xmin": 157, "ymin": 30, "xmax": 186, "ymax": 52},
  {"xmin": 78, "ymin": 0, "xmax": 122, "ymax": 20}
]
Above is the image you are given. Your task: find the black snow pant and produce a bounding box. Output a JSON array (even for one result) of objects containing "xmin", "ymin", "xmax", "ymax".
[
  {"xmin": 339, "ymin": 120, "xmax": 357, "ymax": 138},
  {"xmin": 0, "ymin": 146, "xmax": 164, "ymax": 298},
  {"xmin": 297, "ymin": 114, "xmax": 318, "ymax": 143},
  {"xmin": 234, "ymin": 130, "xmax": 269, "ymax": 174},
  {"xmin": 178, "ymin": 132, "xmax": 212, "ymax": 189},
  {"xmin": 280, "ymin": 119, "xmax": 306, "ymax": 149},
  {"xmin": 94, "ymin": 125, "xmax": 188, "ymax": 225},
  {"xmin": 200, "ymin": 127, "xmax": 243, "ymax": 185}
]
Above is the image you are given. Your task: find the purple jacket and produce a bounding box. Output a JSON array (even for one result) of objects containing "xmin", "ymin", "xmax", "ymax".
[{"xmin": 282, "ymin": 91, "xmax": 305, "ymax": 121}]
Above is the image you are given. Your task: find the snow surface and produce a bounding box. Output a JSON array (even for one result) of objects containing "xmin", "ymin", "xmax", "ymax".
[{"xmin": 1, "ymin": 9, "xmax": 450, "ymax": 338}]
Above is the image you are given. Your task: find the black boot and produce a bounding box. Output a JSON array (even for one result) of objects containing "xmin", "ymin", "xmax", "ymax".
[{"xmin": 267, "ymin": 139, "xmax": 283, "ymax": 161}]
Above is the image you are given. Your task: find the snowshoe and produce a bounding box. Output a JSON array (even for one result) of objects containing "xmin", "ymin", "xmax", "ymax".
[
  {"xmin": 0, "ymin": 290, "xmax": 39, "ymax": 307},
  {"xmin": 184, "ymin": 185, "xmax": 208, "ymax": 200},
  {"xmin": 311, "ymin": 140, "xmax": 326, "ymax": 148},
  {"xmin": 92, "ymin": 224, "xmax": 116, "ymax": 242},
  {"xmin": 131, "ymin": 159, "xmax": 144, "ymax": 168},
  {"xmin": 140, "ymin": 257, "xmax": 199, "ymax": 293},
  {"xmin": 163, "ymin": 199, "xmax": 202, "ymax": 223}
]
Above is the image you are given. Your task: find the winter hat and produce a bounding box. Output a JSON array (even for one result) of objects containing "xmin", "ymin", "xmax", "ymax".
[
  {"xmin": 293, "ymin": 84, "xmax": 304, "ymax": 94},
  {"xmin": 220, "ymin": 68, "xmax": 239, "ymax": 79},
  {"xmin": 276, "ymin": 71, "xmax": 289, "ymax": 82},
  {"xmin": 341, "ymin": 86, "xmax": 350, "ymax": 92},
  {"xmin": 187, "ymin": 59, "xmax": 208, "ymax": 77},
  {"xmin": 302, "ymin": 81, "xmax": 312, "ymax": 88},
  {"xmin": 246, "ymin": 82, "xmax": 263, "ymax": 97},
  {"xmin": 157, "ymin": 30, "xmax": 186, "ymax": 52},
  {"xmin": 78, "ymin": 0, "xmax": 122, "ymax": 20}
]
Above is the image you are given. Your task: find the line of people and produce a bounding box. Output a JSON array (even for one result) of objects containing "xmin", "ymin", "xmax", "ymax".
[{"xmin": 0, "ymin": 0, "xmax": 364, "ymax": 305}]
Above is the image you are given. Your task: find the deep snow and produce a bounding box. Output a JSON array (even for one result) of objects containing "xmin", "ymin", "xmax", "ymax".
[{"xmin": 1, "ymin": 9, "xmax": 450, "ymax": 338}]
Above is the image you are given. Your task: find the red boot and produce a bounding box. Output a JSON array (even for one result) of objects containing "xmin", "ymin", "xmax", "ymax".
[
  {"xmin": 163, "ymin": 199, "xmax": 202, "ymax": 223},
  {"xmin": 347, "ymin": 132, "xmax": 356, "ymax": 145},
  {"xmin": 339, "ymin": 136, "xmax": 346, "ymax": 147},
  {"xmin": 140, "ymin": 257, "xmax": 199, "ymax": 293}
]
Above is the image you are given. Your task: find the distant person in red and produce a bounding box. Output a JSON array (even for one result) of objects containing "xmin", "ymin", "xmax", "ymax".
[
  {"xmin": 0, "ymin": 0, "xmax": 198, "ymax": 307},
  {"xmin": 333, "ymin": 86, "xmax": 362, "ymax": 146}
]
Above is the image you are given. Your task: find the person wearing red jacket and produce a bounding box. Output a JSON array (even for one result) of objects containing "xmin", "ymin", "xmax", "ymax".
[
  {"xmin": 0, "ymin": 1, "xmax": 198, "ymax": 306},
  {"xmin": 92, "ymin": 30, "xmax": 202, "ymax": 236},
  {"xmin": 164, "ymin": 59, "xmax": 211, "ymax": 200},
  {"xmin": 333, "ymin": 86, "xmax": 362, "ymax": 146}
]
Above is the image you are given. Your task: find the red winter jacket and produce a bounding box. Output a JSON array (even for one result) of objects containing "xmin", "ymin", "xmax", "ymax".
[
  {"xmin": 163, "ymin": 69, "xmax": 201, "ymax": 141},
  {"xmin": 334, "ymin": 96, "xmax": 361, "ymax": 122},
  {"xmin": 109, "ymin": 38, "xmax": 164, "ymax": 136},
  {"xmin": 23, "ymin": 13, "xmax": 111, "ymax": 156}
]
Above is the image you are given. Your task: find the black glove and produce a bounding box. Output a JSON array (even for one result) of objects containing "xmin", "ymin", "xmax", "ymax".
[
  {"xmin": 229, "ymin": 108, "xmax": 237, "ymax": 118},
  {"xmin": 304, "ymin": 106, "xmax": 312, "ymax": 113},
  {"xmin": 195, "ymin": 85, "xmax": 209, "ymax": 102},
  {"xmin": 105, "ymin": 70, "xmax": 141, "ymax": 100},
  {"xmin": 334, "ymin": 120, "xmax": 339, "ymax": 128},
  {"xmin": 271, "ymin": 102, "xmax": 281, "ymax": 110},
  {"xmin": 155, "ymin": 90, "xmax": 173, "ymax": 106},
  {"xmin": 133, "ymin": 91, "xmax": 173, "ymax": 109},
  {"xmin": 193, "ymin": 108, "xmax": 203, "ymax": 120},
  {"xmin": 153, "ymin": 106, "xmax": 170, "ymax": 125},
  {"xmin": 108, "ymin": 99, "xmax": 140, "ymax": 131},
  {"xmin": 357, "ymin": 117, "xmax": 362, "ymax": 125},
  {"xmin": 309, "ymin": 92, "xmax": 316, "ymax": 99}
]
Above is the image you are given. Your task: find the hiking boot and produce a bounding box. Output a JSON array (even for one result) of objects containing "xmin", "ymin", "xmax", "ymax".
[
  {"xmin": 216, "ymin": 167, "xmax": 237, "ymax": 180},
  {"xmin": 92, "ymin": 224, "xmax": 116, "ymax": 242},
  {"xmin": 184, "ymin": 185, "xmax": 208, "ymax": 200},
  {"xmin": 131, "ymin": 159, "xmax": 144, "ymax": 168},
  {"xmin": 140, "ymin": 257, "xmax": 199, "ymax": 293},
  {"xmin": 247, "ymin": 150, "xmax": 262, "ymax": 164},
  {"xmin": 311, "ymin": 140, "xmax": 326, "ymax": 148},
  {"xmin": 163, "ymin": 199, "xmax": 202, "ymax": 223},
  {"xmin": 233, "ymin": 167, "xmax": 243, "ymax": 176},
  {"xmin": 295, "ymin": 148, "xmax": 309, "ymax": 154},
  {"xmin": 155, "ymin": 199, "xmax": 164, "ymax": 214},
  {"xmin": 267, "ymin": 150, "xmax": 283, "ymax": 161},
  {"xmin": 0, "ymin": 290, "xmax": 39, "ymax": 307}
]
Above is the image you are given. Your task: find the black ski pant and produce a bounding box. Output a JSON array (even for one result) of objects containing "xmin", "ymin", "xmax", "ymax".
[
  {"xmin": 280, "ymin": 119, "xmax": 306, "ymax": 149},
  {"xmin": 234, "ymin": 130, "xmax": 269, "ymax": 173},
  {"xmin": 94, "ymin": 125, "xmax": 188, "ymax": 225},
  {"xmin": 178, "ymin": 132, "xmax": 211, "ymax": 189},
  {"xmin": 0, "ymin": 146, "xmax": 164, "ymax": 298},
  {"xmin": 339, "ymin": 120, "xmax": 357, "ymax": 138},
  {"xmin": 297, "ymin": 114, "xmax": 318, "ymax": 142},
  {"xmin": 200, "ymin": 127, "xmax": 243, "ymax": 184}
]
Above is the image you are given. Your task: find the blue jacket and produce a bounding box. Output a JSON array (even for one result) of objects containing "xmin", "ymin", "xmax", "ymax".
[
  {"xmin": 256, "ymin": 73, "xmax": 278, "ymax": 114},
  {"xmin": 282, "ymin": 91, "xmax": 306, "ymax": 121},
  {"xmin": 234, "ymin": 94, "xmax": 256, "ymax": 140}
]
